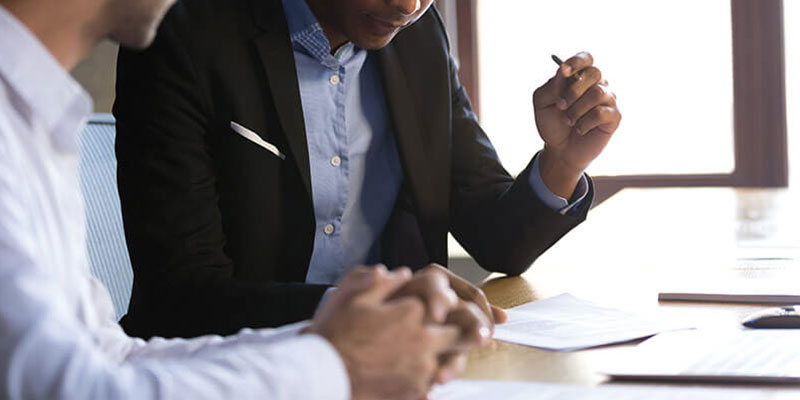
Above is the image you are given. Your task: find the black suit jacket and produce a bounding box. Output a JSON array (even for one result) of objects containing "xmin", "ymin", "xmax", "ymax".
[{"xmin": 113, "ymin": 0, "xmax": 593, "ymax": 339}]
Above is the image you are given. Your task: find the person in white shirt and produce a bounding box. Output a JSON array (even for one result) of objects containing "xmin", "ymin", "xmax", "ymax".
[{"xmin": 0, "ymin": 0, "xmax": 492, "ymax": 399}]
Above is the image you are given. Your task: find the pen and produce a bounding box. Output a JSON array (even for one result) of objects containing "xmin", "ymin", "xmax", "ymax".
[{"xmin": 551, "ymin": 54, "xmax": 582, "ymax": 81}]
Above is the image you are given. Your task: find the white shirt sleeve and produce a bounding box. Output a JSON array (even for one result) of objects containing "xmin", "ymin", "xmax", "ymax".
[
  {"xmin": 0, "ymin": 228, "xmax": 349, "ymax": 400},
  {"xmin": 0, "ymin": 149, "xmax": 349, "ymax": 400}
]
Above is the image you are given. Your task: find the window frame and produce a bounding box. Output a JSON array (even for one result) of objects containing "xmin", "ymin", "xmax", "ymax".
[{"xmin": 452, "ymin": 0, "xmax": 788, "ymax": 204}]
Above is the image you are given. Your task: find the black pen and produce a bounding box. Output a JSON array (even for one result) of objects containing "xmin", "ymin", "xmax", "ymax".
[{"xmin": 551, "ymin": 54, "xmax": 581, "ymax": 81}]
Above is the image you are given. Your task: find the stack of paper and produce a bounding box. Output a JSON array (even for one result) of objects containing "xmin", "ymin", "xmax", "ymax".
[
  {"xmin": 604, "ymin": 329, "xmax": 800, "ymax": 383},
  {"xmin": 659, "ymin": 246, "xmax": 800, "ymax": 304},
  {"xmin": 431, "ymin": 380, "xmax": 797, "ymax": 400},
  {"xmin": 493, "ymin": 293, "xmax": 691, "ymax": 351}
]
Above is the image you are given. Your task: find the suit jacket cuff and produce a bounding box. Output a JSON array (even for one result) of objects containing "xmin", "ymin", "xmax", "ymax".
[{"xmin": 526, "ymin": 151, "xmax": 590, "ymax": 215}]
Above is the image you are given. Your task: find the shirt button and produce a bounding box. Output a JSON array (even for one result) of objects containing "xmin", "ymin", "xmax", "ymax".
[
  {"xmin": 330, "ymin": 156, "xmax": 341, "ymax": 167},
  {"xmin": 323, "ymin": 224, "xmax": 335, "ymax": 235},
  {"xmin": 329, "ymin": 74, "xmax": 341, "ymax": 85}
]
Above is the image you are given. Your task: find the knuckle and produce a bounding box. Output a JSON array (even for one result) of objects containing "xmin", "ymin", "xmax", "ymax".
[
  {"xmin": 586, "ymin": 66, "xmax": 602, "ymax": 81},
  {"xmin": 588, "ymin": 107, "xmax": 604, "ymax": 122},
  {"xmin": 463, "ymin": 285, "xmax": 482, "ymax": 302},
  {"xmin": 446, "ymin": 288, "xmax": 459, "ymax": 307},
  {"xmin": 431, "ymin": 263, "xmax": 447, "ymax": 273},
  {"xmin": 601, "ymin": 106, "xmax": 616, "ymax": 119},
  {"xmin": 438, "ymin": 289, "xmax": 458, "ymax": 309},
  {"xmin": 423, "ymin": 263, "xmax": 446, "ymax": 275},
  {"xmin": 426, "ymin": 266, "xmax": 447, "ymax": 280},
  {"xmin": 373, "ymin": 263, "xmax": 388, "ymax": 273},
  {"xmin": 589, "ymin": 85, "xmax": 605, "ymax": 102},
  {"xmin": 466, "ymin": 300, "xmax": 488, "ymax": 320},
  {"xmin": 433, "ymin": 271, "xmax": 452, "ymax": 289},
  {"xmin": 361, "ymin": 267, "xmax": 383, "ymax": 284}
]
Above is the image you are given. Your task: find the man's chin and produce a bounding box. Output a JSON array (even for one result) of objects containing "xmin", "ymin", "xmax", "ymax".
[
  {"xmin": 109, "ymin": 29, "xmax": 156, "ymax": 49},
  {"xmin": 351, "ymin": 33, "xmax": 396, "ymax": 51},
  {"xmin": 106, "ymin": 0, "xmax": 174, "ymax": 49}
]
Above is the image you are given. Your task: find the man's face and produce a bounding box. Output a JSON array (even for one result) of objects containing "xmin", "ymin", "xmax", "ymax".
[
  {"xmin": 106, "ymin": 0, "xmax": 176, "ymax": 48},
  {"xmin": 332, "ymin": 0, "xmax": 434, "ymax": 50}
]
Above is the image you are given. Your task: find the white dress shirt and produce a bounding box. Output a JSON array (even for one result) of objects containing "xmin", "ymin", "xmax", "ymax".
[{"xmin": 0, "ymin": 6, "xmax": 349, "ymax": 400}]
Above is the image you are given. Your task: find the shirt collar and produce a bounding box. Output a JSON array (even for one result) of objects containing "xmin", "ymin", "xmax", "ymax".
[
  {"xmin": 281, "ymin": 0, "xmax": 355, "ymax": 69},
  {"xmin": 0, "ymin": 5, "xmax": 92, "ymax": 150}
]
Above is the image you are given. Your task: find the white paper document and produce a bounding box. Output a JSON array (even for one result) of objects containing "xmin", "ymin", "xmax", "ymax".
[
  {"xmin": 604, "ymin": 329, "xmax": 800, "ymax": 384},
  {"xmin": 493, "ymin": 293, "xmax": 691, "ymax": 351},
  {"xmin": 659, "ymin": 247, "xmax": 800, "ymax": 304},
  {"xmin": 431, "ymin": 380, "xmax": 797, "ymax": 400}
]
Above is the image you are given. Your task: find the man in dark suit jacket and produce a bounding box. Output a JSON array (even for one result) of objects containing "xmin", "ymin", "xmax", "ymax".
[{"xmin": 113, "ymin": 0, "xmax": 621, "ymax": 339}]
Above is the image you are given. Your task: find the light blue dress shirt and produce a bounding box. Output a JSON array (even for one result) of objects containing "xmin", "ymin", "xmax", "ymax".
[{"xmin": 282, "ymin": 0, "xmax": 588, "ymax": 285}]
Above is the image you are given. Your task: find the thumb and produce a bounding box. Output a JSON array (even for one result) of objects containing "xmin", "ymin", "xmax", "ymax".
[{"xmin": 533, "ymin": 76, "xmax": 558, "ymax": 109}]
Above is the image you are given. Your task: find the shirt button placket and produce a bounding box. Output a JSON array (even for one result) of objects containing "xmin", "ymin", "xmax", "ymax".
[
  {"xmin": 329, "ymin": 74, "xmax": 340, "ymax": 86},
  {"xmin": 323, "ymin": 224, "xmax": 335, "ymax": 235}
]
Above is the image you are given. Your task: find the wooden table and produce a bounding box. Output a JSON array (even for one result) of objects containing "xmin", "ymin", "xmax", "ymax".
[{"xmin": 457, "ymin": 187, "xmax": 800, "ymax": 391}]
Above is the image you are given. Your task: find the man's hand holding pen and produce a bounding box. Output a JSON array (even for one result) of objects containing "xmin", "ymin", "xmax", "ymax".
[{"xmin": 533, "ymin": 52, "xmax": 622, "ymax": 199}]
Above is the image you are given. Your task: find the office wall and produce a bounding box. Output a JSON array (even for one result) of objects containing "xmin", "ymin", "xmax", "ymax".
[{"xmin": 72, "ymin": 40, "xmax": 118, "ymax": 113}]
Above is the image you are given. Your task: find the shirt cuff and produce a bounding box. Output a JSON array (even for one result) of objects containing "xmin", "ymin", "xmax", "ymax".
[
  {"xmin": 527, "ymin": 151, "xmax": 589, "ymax": 215},
  {"xmin": 267, "ymin": 334, "xmax": 351, "ymax": 400}
]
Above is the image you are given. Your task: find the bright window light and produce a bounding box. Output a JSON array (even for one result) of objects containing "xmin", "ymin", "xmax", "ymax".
[{"xmin": 478, "ymin": 1, "xmax": 734, "ymax": 177}]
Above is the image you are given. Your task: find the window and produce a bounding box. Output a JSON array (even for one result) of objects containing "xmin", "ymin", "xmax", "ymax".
[
  {"xmin": 478, "ymin": 0, "xmax": 735, "ymax": 177},
  {"xmin": 787, "ymin": 0, "xmax": 800, "ymax": 187},
  {"xmin": 453, "ymin": 0, "xmax": 788, "ymax": 204}
]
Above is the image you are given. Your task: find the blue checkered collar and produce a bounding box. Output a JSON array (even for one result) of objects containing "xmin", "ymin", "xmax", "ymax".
[{"xmin": 282, "ymin": 0, "xmax": 355, "ymax": 69}]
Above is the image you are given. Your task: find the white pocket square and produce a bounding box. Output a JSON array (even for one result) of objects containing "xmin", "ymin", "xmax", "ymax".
[{"xmin": 230, "ymin": 121, "xmax": 286, "ymax": 160}]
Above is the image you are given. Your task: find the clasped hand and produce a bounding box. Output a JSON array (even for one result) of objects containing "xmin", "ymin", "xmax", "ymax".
[{"xmin": 308, "ymin": 264, "xmax": 504, "ymax": 400}]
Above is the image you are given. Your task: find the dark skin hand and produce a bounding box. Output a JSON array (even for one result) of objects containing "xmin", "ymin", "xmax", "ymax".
[
  {"xmin": 390, "ymin": 264, "xmax": 506, "ymax": 328},
  {"xmin": 309, "ymin": 266, "xmax": 464, "ymax": 400},
  {"xmin": 387, "ymin": 265, "xmax": 501, "ymax": 391},
  {"xmin": 313, "ymin": 265, "xmax": 499, "ymax": 398},
  {"xmin": 534, "ymin": 52, "xmax": 622, "ymax": 199}
]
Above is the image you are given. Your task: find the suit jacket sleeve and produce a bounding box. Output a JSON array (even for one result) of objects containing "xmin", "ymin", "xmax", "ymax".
[
  {"xmin": 113, "ymin": 10, "xmax": 327, "ymax": 339},
  {"xmin": 446, "ymin": 53, "xmax": 593, "ymax": 277}
]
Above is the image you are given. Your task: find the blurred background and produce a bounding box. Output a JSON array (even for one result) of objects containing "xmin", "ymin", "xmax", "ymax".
[
  {"xmin": 72, "ymin": 0, "xmax": 799, "ymax": 198},
  {"xmin": 72, "ymin": 1, "xmax": 798, "ymax": 282}
]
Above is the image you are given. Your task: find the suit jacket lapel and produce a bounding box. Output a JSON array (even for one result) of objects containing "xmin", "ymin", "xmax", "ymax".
[
  {"xmin": 251, "ymin": 0, "xmax": 312, "ymax": 200},
  {"xmin": 377, "ymin": 46, "xmax": 447, "ymax": 263}
]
